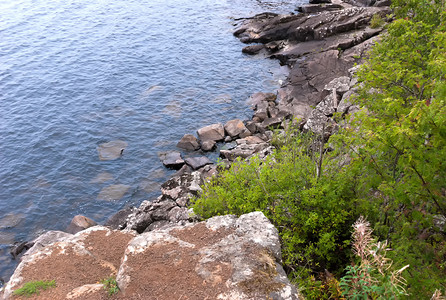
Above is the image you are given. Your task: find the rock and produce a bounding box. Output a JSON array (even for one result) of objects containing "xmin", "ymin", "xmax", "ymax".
[
  {"xmin": 220, "ymin": 143, "xmax": 269, "ymax": 161},
  {"xmin": 66, "ymin": 215, "xmax": 98, "ymax": 234},
  {"xmin": 185, "ymin": 156, "xmax": 213, "ymax": 170},
  {"xmin": 21, "ymin": 231, "xmax": 73, "ymax": 259},
  {"xmin": 116, "ymin": 212, "xmax": 301, "ymax": 299},
  {"xmin": 323, "ymin": 76, "xmax": 351, "ymax": 95},
  {"xmin": 309, "ymin": 0, "xmax": 331, "ymax": 3},
  {"xmin": 297, "ymin": 3, "xmax": 343, "ymax": 14},
  {"xmin": 247, "ymin": 92, "xmax": 277, "ymax": 107},
  {"xmin": 97, "ymin": 184, "xmax": 131, "ymax": 201},
  {"xmin": 9, "ymin": 241, "xmax": 33, "ymax": 259},
  {"xmin": 200, "ymin": 140, "xmax": 216, "ymax": 151},
  {"xmin": 262, "ymin": 117, "xmax": 284, "ymax": 129},
  {"xmin": 245, "ymin": 120, "xmax": 259, "ymax": 134},
  {"xmin": 236, "ymin": 136, "xmax": 266, "ymax": 145},
  {"xmin": 66, "ymin": 284, "xmax": 103, "ymax": 299},
  {"xmin": 104, "ymin": 207, "xmax": 135, "ymax": 230},
  {"xmin": 224, "ymin": 119, "xmax": 249, "ymax": 138},
  {"xmin": 242, "ymin": 44, "xmax": 266, "ymax": 55},
  {"xmin": 197, "ymin": 123, "xmax": 225, "ymax": 142},
  {"xmin": 160, "ymin": 151, "xmax": 185, "ymax": 169},
  {"xmin": 97, "ymin": 140, "xmax": 127, "ymax": 161},
  {"xmin": 3, "ymin": 227, "xmax": 135, "ymax": 300},
  {"xmin": 177, "ymin": 134, "xmax": 200, "ymax": 151}
]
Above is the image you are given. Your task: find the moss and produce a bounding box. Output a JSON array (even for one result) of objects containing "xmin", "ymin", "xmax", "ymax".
[{"xmin": 13, "ymin": 280, "xmax": 56, "ymax": 297}]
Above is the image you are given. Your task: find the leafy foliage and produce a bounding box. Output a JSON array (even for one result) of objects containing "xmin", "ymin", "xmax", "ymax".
[
  {"xmin": 194, "ymin": 129, "xmax": 364, "ymax": 273},
  {"xmin": 100, "ymin": 277, "xmax": 119, "ymax": 296},
  {"xmin": 13, "ymin": 280, "xmax": 56, "ymax": 297},
  {"xmin": 193, "ymin": 0, "xmax": 446, "ymax": 298}
]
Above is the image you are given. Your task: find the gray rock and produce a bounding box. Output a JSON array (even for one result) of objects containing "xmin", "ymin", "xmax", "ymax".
[
  {"xmin": 197, "ymin": 123, "xmax": 225, "ymax": 142},
  {"xmin": 309, "ymin": 0, "xmax": 331, "ymax": 3},
  {"xmin": 185, "ymin": 156, "xmax": 213, "ymax": 170},
  {"xmin": 161, "ymin": 151, "xmax": 185, "ymax": 169},
  {"xmin": 297, "ymin": 3, "xmax": 343, "ymax": 14},
  {"xmin": 104, "ymin": 207, "xmax": 135, "ymax": 230},
  {"xmin": 242, "ymin": 44, "xmax": 266, "ymax": 55},
  {"xmin": 200, "ymin": 140, "xmax": 216, "ymax": 151},
  {"xmin": 66, "ymin": 215, "xmax": 97, "ymax": 234},
  {"xmin": 224, "ymin": 119, "xmax": 248, "ymax": 138},
  {"xmin": 262, "ymin": 117, "xmax": 284, "ymax": 129},
  {"xmin": 177, "ymin": 134, "xmax": 200, "ymax": 151},
  {"xmin": 116, "ymin": 212, "xmax": 301, "ymax": 299},
  {"xmin": 220, "ymin": 143, "xmax": 269, "ymax": 161}
]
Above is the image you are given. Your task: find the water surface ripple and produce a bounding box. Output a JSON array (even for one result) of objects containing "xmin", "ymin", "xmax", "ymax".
[{"xmin": 0, "ymin": 0, "xmax": 302, "ymax": 281}]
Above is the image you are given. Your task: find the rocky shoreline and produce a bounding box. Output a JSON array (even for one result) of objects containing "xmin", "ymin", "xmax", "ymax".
[{"xmin": 2, "ymin": 0, "xmax": 392, "ymax": 298}]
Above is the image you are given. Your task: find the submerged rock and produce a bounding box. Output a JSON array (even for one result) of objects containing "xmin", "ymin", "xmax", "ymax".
[
  {"xmin": 97, "ymin": 140, "xmax": 127, "ymax": 161},
  {"xmin": 97, "ymin": 184, "xmax": 131, "ymax": 201}
]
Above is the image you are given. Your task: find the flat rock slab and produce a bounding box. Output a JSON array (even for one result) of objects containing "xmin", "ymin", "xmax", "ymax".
[
  {"xmin": 2, "ymin": 227, "xmax": 135, "ymax": 300},
  {"xmin": 97, "ymin": 184, "xmax": 131, "ymax": 201},
  {"xmin": 117, "ymin": 212, "xmax": 301, "ymax": 299},
  {"xmin": 184, "ymin": 156, "xmax": 213, "ymax": 170},
  {"xmin": 97, "ymin": 140, "xmax": 127, "ymax": 161},
  {"xmin": 160, "ymin": 151, "xmax": 185, "ymax": 169}
]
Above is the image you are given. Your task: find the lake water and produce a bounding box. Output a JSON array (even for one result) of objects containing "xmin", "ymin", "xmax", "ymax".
[{"xmin": 0, "ymin": 0, "xmax": 303, "ymax": 282}]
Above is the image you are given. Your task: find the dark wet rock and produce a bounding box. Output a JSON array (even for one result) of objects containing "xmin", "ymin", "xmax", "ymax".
[
  {"xmin": 173, "ymin": 164, "xmax": 193, "ymax": 177},
  {"xmin": 177, "ymin": 134, "xmax": 200, "ymax": 151},
  {"xmin": 97, "ymin": 140, "xmax": 127, "ymax": 161},
  {"xmin": 185, "ymin": 156, "xmax": 213, "ymax": 170},
  {"xmin": 201, "ymin": 140, "xmax": 216, "ymax": 151},
  {"xmin": 66, "ymin": 215, "xmax": 98, "ymax": 234},
  {"xmin": 144, "ymin": 220, "xmax": 172, "ymax": 232},
  {"xmin": 242, "ymin": 44, "xmax": 266, "ymax": 55},
  {"xmin": 224, "ymin": 119, "xmax": 248, "ymax": 138},
  {"xmin": 245, "ymin": 120, "xmax": 259, "ymax": 134},
  {"xmin": 197, "ymin": 123, "xmax": 225, "ymax": 142},
  {"xmin": 160, "ymin": 151, "xmax": 185, "ymax": 169},
  {"xmin": 104, "ymin": 207, "xmax": 135, "ymax": 230},
  {"xmin": 149, "ymin": 200, "xmax": 177, "ymax": 221},
  {"xmin": 10, "ymin": 241, "xmax": 33, "ymax": 260},
  {"xmin": 97, "ymin": 184, "xmax": 131, "ymax": 201},
  {"xmin": 297, "ymin": 3, "xmax": 343, "ymax": 14},
  {"xmin": 310, "ymin": 0, "xmax": 331, "ymax": 3},
  {"xmin": 343, "ymin": 0, "xmax": 376, "ymax": 7}
]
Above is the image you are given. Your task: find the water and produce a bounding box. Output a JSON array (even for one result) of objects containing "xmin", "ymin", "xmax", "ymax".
[{"xmin": 0, "ymin": 0, "xmax": 302, "ymax": 282}]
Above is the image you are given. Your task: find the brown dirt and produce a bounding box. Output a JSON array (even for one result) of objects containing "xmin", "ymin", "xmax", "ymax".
[
  {"xmin": 11, "ymin": 230, "xmax": 134, "ymax": 300},
  {"xmin": 116, "ymin": 223, "xmax": 235, "ymax": 300}
]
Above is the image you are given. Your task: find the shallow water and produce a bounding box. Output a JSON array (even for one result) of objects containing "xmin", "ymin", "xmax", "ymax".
[{"xmin": 0, "ymin": 0, "xmax": 303, "ymax": 282}]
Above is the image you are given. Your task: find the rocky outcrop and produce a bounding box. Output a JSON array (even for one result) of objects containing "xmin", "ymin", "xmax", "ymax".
[
  {"xmin": 2, "ymin": 226, "xmax": 135, "ymax": 299},
  {"xmin": 2, "ymin": 213, "xmax": 301, "ymax": 299},
  {"xmin": 233, "ymin": 0, "xmax": 390, "ymax": 137}
]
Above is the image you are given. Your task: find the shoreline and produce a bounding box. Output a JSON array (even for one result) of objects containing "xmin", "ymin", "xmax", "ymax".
[{"xmin": 2, "ymin": 0, "xmax": 392, "ymax": 297}]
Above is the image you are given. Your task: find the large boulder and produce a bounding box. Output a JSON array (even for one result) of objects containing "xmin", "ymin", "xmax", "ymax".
[
  {"xmin": 117, "ymin": 212, "xmax": 301, "ymax": 299},
  {"xmin": 176, "ymin": 134, "xmax": 200, "ymax": 151},
  {"xmin": 197, "ymin": 123, "xmax": 225, "ymax": 142},
  {"xmin": 3, "ymin": 213, "xmax": 300, "ymax": 299},
  {"xmin": 2, "ymin": 227, "xmax": 135, "ymax": 299},
  {"xmin": 224, "ymin": 119, "xmax": 249, "ymax": 138}
]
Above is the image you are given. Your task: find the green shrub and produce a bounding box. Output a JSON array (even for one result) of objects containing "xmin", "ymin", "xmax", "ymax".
[
  {"xmin": 13, "ymin": 280, "xmax": 56, "ymax": 297},
  {"xmin": 370, "ymin": 14, "xmax": 385, "ymax": 28},
  {"xmin": 193, "ymin": 131, "xmax": 364, "ymax": 274},
  {"xmin": 100, "ymin": 277, "xmax": 119, "ymax": 296}
]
